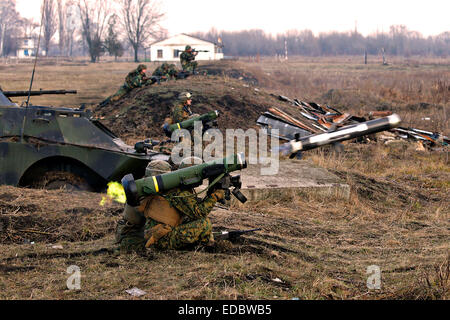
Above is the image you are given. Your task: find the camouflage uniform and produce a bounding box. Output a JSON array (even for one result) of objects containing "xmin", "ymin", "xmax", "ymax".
[
  {"xmin": 115, "ymin": 160, "xmax": 224, "ymax": 252},
  {"xmin": 115, "ymin": 204, "xmax": 147, "ymax": 253},
  {"xmin": 144, "ymin": 188, "xmax": 224, "ymax": 250},
  {"xmin": 152, "ymin": 63, "xmax": 178, "ymax": 79},
  {"xmin": 101, "ymin": 65, "xmax": 152, "ymax": 106},
  {"xmin": 170, "ymin": 92, "xmax": 193, "ymax": 124},
  {"xmin": 171, "ymin": 103, "xmax": 193, "ymax": 123},
  {"xmin": 180, "ymin": 46, "xmax": 198, "ymax": 72}
]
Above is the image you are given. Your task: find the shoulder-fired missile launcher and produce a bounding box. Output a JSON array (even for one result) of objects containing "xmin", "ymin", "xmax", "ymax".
[
  {"xmin": 0, "ymin": 88, "xmax": 169, "ymax": 191},
  {"xmin": 122, "ymin": 153, "xmax": 247, "ymax": 206},
  {"xmin": 163, "ymin": 110, "xmax": 219, "ymax": 137}
]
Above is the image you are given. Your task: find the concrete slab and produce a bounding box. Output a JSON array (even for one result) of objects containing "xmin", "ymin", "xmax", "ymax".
[{"xmin": 231, "ymin": 160, "xmax": 350, "ymax": 205}]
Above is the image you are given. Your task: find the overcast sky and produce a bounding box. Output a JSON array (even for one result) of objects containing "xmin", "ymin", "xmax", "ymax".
[{"xmin": 16, "ymin": 0, "xmax": 450, "ymax": 37}]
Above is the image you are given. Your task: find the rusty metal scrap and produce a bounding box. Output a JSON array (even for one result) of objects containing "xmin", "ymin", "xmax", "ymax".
[
  {"xmin": 392, "ymin": 127, "xmax": 449, "ymax": 147},
  {"xmin": 265, "ymin": 93, "xmax": 447, "ymax": 150},
  {"xmin": 268, "ymin": 107, "xmax": 321, "ymax": 133}
]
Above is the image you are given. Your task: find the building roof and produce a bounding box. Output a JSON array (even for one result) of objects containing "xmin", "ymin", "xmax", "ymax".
[{"xmin": 150, "ymin": 34, "xmax": 217, "ymax": 47}]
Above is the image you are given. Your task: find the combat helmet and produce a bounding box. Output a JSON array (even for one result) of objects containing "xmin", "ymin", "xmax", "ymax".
[
  {"xmin": 178, "ymin": 91, "xmax": 192, "ymax": 102},
  {"xmin": 185, "ymin": 45, "xmax": 192, "ymax": 51},
  {"xmin": 145, "ymin": 160, "xmax": 172, "ymax": 177},
  {"xmin": 137, "ymin": 64, "xmax": 148, "ymax": 72}
]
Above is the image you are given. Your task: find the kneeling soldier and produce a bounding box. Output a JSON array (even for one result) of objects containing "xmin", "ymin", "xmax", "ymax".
[{"xmin": 115, "ymin": 158, "xmax": 224, "ymax": 252}]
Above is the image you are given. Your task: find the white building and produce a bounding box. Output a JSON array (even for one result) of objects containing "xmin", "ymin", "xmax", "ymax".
[
  {"xmin": 16, "ymin": 38, "xmax": 37, "ymax": 58},
  {"xmin": 149, "ymin": 34, "xmax": 223, "ymax": 62},
  {"xmin": 16, "ymin": 37, "xmax": 47, "ymax": 58}
]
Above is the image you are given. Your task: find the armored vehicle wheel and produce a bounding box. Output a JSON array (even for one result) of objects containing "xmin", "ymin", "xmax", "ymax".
[{"xmin": 36, "ymin": 171, "xmax": 93, "ymax": 192}]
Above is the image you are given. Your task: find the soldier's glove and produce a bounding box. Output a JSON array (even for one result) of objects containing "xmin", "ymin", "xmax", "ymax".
[
  {"xmin": 145, "ymin": 224, "xmax": 173, "ymax": 248},
  {"xmin": 211, "ymin": 189, "xmax": 225, "ymax": 202}
]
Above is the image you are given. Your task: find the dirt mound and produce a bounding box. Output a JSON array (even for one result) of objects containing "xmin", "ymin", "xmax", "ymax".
[{"xmin": 93, "ymin": 74, "xmax": 295, "ymax": 141}]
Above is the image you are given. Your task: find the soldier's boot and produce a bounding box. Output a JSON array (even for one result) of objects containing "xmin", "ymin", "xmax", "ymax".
[
  {"xmin": 107, "ymin": 87, "xmax": 129, "ymax": 105},
  {"xmin": 115, "ymin": 219, "xmax": 146, "ymax": 254},
  {"xmin": 202, "ymin": 230, "xmax": 233, "ymax": 253},
  {"xmin": 202, "ymin": 233, "xmax": 215, "ymax": 250},
  {"xmin": 203, "ymin": 238, "xmax": 233, "ymax": 253},
  {"xmin": 109, "ymin": 93, "xmax": 124, "ymax": 104}
]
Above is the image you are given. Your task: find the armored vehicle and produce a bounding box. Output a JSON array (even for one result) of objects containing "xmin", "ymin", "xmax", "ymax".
[{"xmin": 0, "ymin": 89, "xmax": 169, "ymax": 191}]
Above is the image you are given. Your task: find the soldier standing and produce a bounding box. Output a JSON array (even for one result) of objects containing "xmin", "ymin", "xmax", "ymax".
[
  {"xmin": 115, "ymin": 159, "xmax": 225, "ymax": 253},
  {"xmin": 180, "ymin": 45, "xmax": 198, "ymax": 73}
]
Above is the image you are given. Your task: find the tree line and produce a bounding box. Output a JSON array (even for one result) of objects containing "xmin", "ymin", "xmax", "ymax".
[
  {"xmin": 191, "ymin": 26, "xmax": 449, "ymax": 57},
  {"xmin": 0, "ymin": 0, "xmax": 166, "ymax": 62},
  {"xmin": 1, "ymin": 0, "xmax": 448, "ymax": 61}
]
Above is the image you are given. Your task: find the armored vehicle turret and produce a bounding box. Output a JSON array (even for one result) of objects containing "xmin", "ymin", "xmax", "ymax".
[{"xmin": 0, "ymin": 88, "xmax": 169, "ymax": 191}]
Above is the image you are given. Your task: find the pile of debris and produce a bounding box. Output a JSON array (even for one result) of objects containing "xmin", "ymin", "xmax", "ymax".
[
  {"xmin": 390, "ymin": 127, "xmax": 449, "ymax": 149},
  {"xmin": 257, "ymin": 94, "xmax": 448, "ymax": 150}
]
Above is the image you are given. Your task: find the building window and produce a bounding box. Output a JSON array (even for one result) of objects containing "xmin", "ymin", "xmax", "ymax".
[
  {"xmin": 24, "ymin": 49, "xmax": 29, "ymax": 56},
  {"xmin": 157, "ymin": 49, "xmax": 163, "ymax": 59},
  {"xmin": 24, "ymin": 40, "xmax": 29, "ymax": 46},
  {"xmin": 173, "ymin": 49, "xmax": 179, "ymax": 58}
]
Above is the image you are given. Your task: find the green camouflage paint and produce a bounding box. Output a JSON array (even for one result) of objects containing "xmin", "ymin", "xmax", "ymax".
[{"xmin": 0, "ymin": 88, "xmax": 169, "ymax": 190}]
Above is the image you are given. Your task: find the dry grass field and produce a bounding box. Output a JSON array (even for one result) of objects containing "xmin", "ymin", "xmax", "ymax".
[
  {"xmin": 1, "ymin": 55, "xmax": 447, "ymax": 134},
  {"xmin": 0, "ymin": 56, "xmax": 448, "ymax": 300}
]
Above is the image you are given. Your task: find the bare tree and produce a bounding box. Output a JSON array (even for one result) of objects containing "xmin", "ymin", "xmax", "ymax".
[
  {"xmin": 104, "ymin": 14, "xmax": 124, "ymax": 61},
  {"xmin": 77, "ymin": 0, "xmax": 110, "ymax": 62},
  {"xmin": 65, "ymin": 2, "xmax": 79, "ymax": 56},
  {"xmin": 21, "ymin": 18, "xmax": 39, "ymax": 38},
  {"xmin": 57, "ymin": 0, "xmax": 66, "ymax": 55},
  {"xmin": 42, "ymin": 0, "xmax": 57, "ymax": 56},
  {"xmin": 0, "ymin": 0, "xmax": 21, "ymax": 56},
  {"xmin": 118, "ymin": 0, "xmax": 165, "ymax": 62}
]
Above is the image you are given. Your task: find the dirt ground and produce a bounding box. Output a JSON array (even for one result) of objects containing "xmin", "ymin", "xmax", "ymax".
[
  {"xmin": 0, "ymin": 57, "xmax": 448, "ymax": 300},
  {"xmin": 0, "ymin": 143, "xmax": 448, "ymax": 300}
]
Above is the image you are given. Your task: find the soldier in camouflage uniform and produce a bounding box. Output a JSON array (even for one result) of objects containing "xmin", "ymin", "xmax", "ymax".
[
  {"xmin": 152, "ymin": 63, "xmax": 178, "ymax": 80},
  {"xmin": 115, "ymin": 158, "xmax": 225, "ymax": 252},
  {"xmin": 162, "ymin": 92, "xmax": 198, "ymax": 153},
  {"xmin": 171, "ymin": 92, "xmax": 194, "ymax": 124},
  {"xmin": 180, "ymin": 45, "xmax": 198, "ymax": 72},
  {"xmin": 100, "ymin": 64, "xmax": 154, "ymax": 107}
]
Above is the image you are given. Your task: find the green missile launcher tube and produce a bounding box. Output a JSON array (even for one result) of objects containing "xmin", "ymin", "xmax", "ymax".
[
  {"xmin": 122, "ymin": 153, "xmax": 247, "ymax": 206},
  {"xmin": 164, "ymin": 110, "xmax": 219, "ymax": 136}
]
